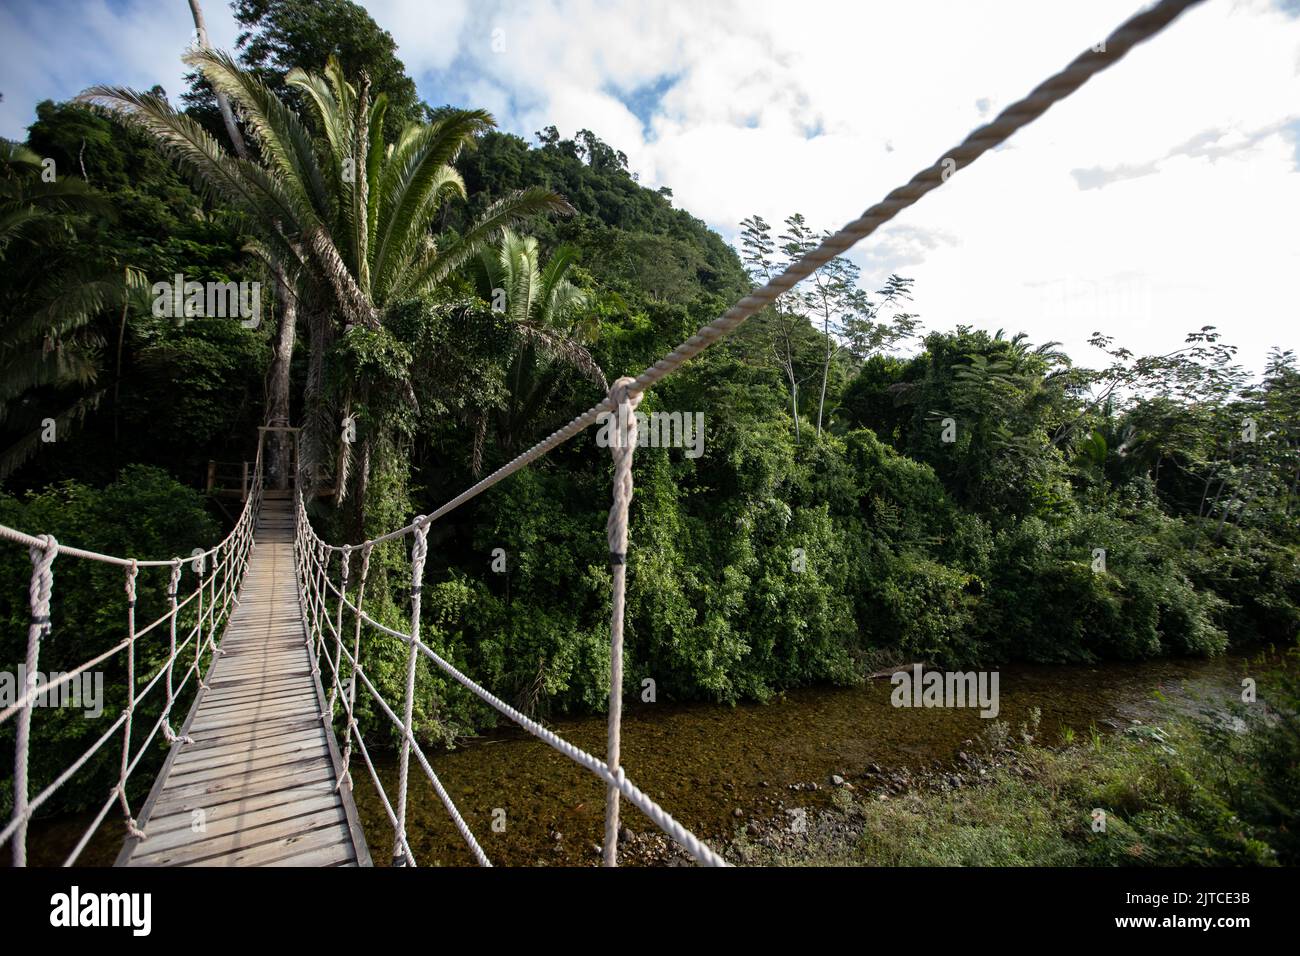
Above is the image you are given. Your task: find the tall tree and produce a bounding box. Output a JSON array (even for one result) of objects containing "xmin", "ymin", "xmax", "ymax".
[
  {"xmin": 81, "ymin": 51, "xmax": 570, "ymax": 524},
  {"xmin": 0, "ymin": 142, "xmax": 147, "ymax": 480}
]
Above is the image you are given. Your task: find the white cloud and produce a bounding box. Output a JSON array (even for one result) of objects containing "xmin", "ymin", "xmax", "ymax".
[
  {"xmin": 3, "ymin": 0, "xmax": 1297, "ymax": 373},
  {"xmin": 392, "ymin": 0, "xmax": 1300, "ymax": 373}
]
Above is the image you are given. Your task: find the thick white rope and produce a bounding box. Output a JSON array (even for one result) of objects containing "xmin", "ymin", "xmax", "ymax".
[
  {"xmin": 603, "ymin": 377, "xmax": 641, "ymax": 866},
  {"xmin": 116, "ymin": 561, "xmax": 147, "ymax": 841},
  {"xmin": 392, "ymin": 521, "xmax": 429, "ymax": 865},
  {"xmin": 11, "ymin": 535, "xmax": 56, "ymax": 867},
  {"xmin": 307, "ymin": 0, "xmax": 1207, "ymax": 558}
]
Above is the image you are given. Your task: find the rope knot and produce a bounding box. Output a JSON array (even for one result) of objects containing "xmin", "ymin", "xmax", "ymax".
[
  {"xmin": 607, "ymin": 376, "xmax": 643, "ymax": 452},
  {"xmin": 410, "ymin": 520, "xmax": 430, "ymax": 597},
  {"xmin": 167, "ymin": 558, "xmax": 182, "ymax": 598},
  {"xmin": 124, "ymin": 560, "xmax": 139, "ymax": 604},
  {"xmin": 605, "ymin": 378, "xmax": 641, "ymax": 558},
  {"xmin": 28, "ymin": 534, "xmax": 57, "ymax": 634}
]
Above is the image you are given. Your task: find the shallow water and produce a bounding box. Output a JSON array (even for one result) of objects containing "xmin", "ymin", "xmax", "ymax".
[{"xmin": 349, "ymin": 653, "xmax": 1255, "ymax": 867}]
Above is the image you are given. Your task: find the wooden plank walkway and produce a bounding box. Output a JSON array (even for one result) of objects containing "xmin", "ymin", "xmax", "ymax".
[{"xmin": 116, "ymin": 498, "xmax": 371, "ymax": 867}]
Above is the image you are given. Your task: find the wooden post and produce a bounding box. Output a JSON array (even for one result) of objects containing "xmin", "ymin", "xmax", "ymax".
[
  {"xmin": 242, "ymin": 462, "xmax": 249, "ymax": 501},
  {"xmin": 206, "ymin": 461, "xmax": 216, "ymax": 494}
]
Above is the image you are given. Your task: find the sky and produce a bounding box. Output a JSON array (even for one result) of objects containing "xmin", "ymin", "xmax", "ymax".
[{"xmin": 2, "ymin": 0, "xmax": 1298, "ymax": 376}]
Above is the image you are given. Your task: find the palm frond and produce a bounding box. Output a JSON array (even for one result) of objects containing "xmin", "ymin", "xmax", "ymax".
[{"xmin": 395, "ymin": 188, "xmax": 574, "ymax": 300}]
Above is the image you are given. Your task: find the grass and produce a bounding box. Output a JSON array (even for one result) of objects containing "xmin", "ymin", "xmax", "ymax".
[{"xmin": 735, "ymin": 686, "xmax": 1297, "ymax": 868}]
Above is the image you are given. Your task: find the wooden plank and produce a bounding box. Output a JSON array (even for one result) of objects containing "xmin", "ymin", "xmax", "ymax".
[
  {"xmin": 171, "ymin": 727, "xmax": 325, "ymax": 767},
  {"xmin": 167, "ymin": 738, "xmax": 331, "ymax": 781},
  {"xmin": 132, "ymin": 805, "xmax": 349, "ymax": 866},
  {"xmin": 146, "ymin": 781, "xmax": 340, "ymax": 835},
  {"xmin": 187, "ymin": 832, "xmax": 354, "ymax": 868},
  {"xmin": 133, "ymin": 794, "xmax": 346, "ymax": 855},
  {"xmin": 186, "ymin": 700, "xmax": 320, "ymax": 733},
  {"xmin": 115, "ymin": 526, "xmax": 370, "ymax": 868},
  {"xmin": 149, "ymin": 765, "xmax": 337, "ymax": 818},
  {"xmin": 182, "ymin": 718, "xmax": 324, "ymax": 751},
  {"xmin": 164, "ymin": 744, "xmax": 331, "ymax": 788}
]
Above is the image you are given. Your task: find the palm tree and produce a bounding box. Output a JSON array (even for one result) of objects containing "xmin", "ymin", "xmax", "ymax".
[
  {"xmin": 467, "ymin": 229, "xmax": 606, "ymax": 469},
  {"xmin": 0, "ymin": 142, "xmax": 147, "ymax": 481},
  {"xmin": 79, "ymin": 51, "xmax": 571, "ymax": 508}
]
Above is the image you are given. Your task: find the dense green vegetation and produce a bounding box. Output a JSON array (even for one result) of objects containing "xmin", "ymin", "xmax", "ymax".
[{"xmin": 0, "ymin": 0, "xmax": 1296, "ymax": 834}]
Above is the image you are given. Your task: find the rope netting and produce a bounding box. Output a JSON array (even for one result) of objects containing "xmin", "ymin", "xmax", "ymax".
[{"xmin": 2, "ymin": 0, "xmax": 1201, "ymax": 868}]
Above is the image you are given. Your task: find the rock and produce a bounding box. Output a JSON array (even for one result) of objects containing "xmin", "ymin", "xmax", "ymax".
[
  {"xmin": 551, "ymin": 831, "xmax": 563, "ymax": 842},
  {"xmin": 618, "ymin": 825, "xmax": 634, "ymax": 845},
  {"xmin": 831, "ymin": 774, "xmax": 846, "ymax": 787},
  {"xmin": 732, "ymin": 808, "xmax": 745, "ymax": 819},
  {"xmin": 759, "ymin": 780, "xmax": 769, "ymax": 788},
  {"xmin": 745, "ymin": 822, "xmax": 760, "ymax": 836}
]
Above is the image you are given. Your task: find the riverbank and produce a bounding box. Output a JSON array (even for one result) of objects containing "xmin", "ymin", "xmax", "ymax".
[
  {"xmin": 617, "ymin": 695, "xmax": 1295, "ymax": 868},
  {"xmin": 724, "ymin": 709, "xmax": 1270, "ymax": 866}
]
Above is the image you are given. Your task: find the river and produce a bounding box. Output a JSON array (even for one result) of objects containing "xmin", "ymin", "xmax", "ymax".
[{"xmin": 349, "ymin": 653, "xmax": 1253, "ymax": 866}]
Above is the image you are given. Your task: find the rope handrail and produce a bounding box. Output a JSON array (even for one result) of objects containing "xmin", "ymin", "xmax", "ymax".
[
  {"xmin": 1, "ymin": 444, "xmax": 265, "ymax": 865},
  {"xmin": 294, "ymin": 491, "xmax": 730, "ymax": 866}
]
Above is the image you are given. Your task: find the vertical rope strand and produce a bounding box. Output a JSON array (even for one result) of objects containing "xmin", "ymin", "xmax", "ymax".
[
  {"xmin": 10, "ymin": 535, "xmax": 56, "ymax": 867},
  {"xmin": 603, "ymin": 377, "xmax": 642, "ymax": 866},
  {"xmin": 327, "ymin": 546, "xmax": 351, "ymax": 718},
  {"xmin": 117, "ymin": 561, "xmax": 145, "ymax": 839},
  {"xmin": 338, "ymin": 544, "xmax": 372, "ymax": 792},
  {"xmin": 161, "ymin": 558, "xmax": 191, "ymax": 745},
  {"xmin": 394, "ymin": 521, "xmax": 429, "ymax": 866}
]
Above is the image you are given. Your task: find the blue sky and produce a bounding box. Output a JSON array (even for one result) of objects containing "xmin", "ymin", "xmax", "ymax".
[{"xmin": 2, "ymin": 0, "xmax": 1298, "ymax": 374}]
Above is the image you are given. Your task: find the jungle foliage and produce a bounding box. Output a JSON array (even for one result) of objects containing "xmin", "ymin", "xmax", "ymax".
[{"xmin": 0, "ymin": 0, "xmax": 1296, "ymax": 782}]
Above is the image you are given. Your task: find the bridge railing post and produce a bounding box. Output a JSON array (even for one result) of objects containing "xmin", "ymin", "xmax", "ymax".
[
  {"xmin": 338, "ymin": 544, "xmax": 371, "ymax": 792},
  {"xmin": 394, "ymin": 520, "xmax": 429, "ymax": 867},
  {"xmin": 327, "ymin": 546, "xmax": 351, "ymax": 718},
  {"xmin": 115, "ymin": 561, "xmax": 146, "ymax": 840},
  {"xmin": 603, "ymin": 377, "xmax": 641, "ymax": 867},
  {"xmin": 9, "ymin": 535, "xmax": 56, "ymax": 867}
]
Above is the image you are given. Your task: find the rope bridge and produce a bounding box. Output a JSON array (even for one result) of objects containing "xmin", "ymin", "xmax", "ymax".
[{"xmin": 1, "ymin": 0, "xmax": 1202, "ymax": 867}]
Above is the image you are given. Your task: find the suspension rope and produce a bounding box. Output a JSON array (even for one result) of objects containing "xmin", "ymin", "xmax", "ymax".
[{"xmin": 308, "ymin": 0, "xmax": 1207, "ymax": 559}]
